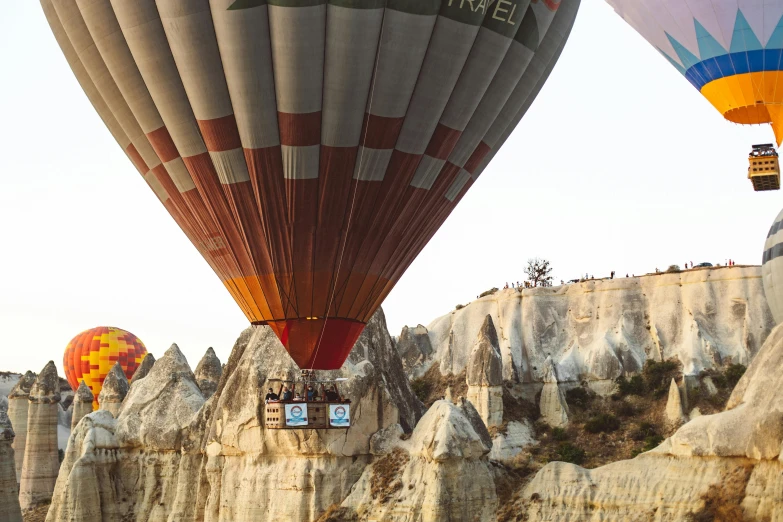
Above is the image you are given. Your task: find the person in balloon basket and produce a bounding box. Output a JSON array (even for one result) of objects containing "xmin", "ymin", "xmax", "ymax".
[
  {"xmin": 281, "ymin": 386, "xmax": 293, "ymax": 402},
  {"xmin": 307, "ymin": 385, "xmax": 319, "ymax": 402},
  {"xmin": 264, "ymin": 388, "xmax": 279, "ymax": 404},
  {"xmin": 325, "ymin": 386, "xmax": 341, "ymax": 402}
]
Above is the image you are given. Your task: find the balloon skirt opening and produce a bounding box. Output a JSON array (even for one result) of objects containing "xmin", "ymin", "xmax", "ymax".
[{"xmin": 261, "ymin": 318, "xmax": 366, "ymax": 370}]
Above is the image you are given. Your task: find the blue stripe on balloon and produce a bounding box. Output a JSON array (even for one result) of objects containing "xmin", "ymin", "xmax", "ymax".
[{"xmin": 685, "ymin": 49, "xmax": 783, "ymax": 90}]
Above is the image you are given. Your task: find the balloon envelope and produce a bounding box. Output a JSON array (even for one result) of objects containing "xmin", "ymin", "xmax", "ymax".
[
  {"xmin": 607, "ymin": 0, "xmax": 783, "ymax": 145},
  {"xmin": 63, "ymin": 327, "xmax": 147, "ymax": 408},
  {"xmin": 42, "ymin": 0, "xmax": 579, "ymax": 369}
]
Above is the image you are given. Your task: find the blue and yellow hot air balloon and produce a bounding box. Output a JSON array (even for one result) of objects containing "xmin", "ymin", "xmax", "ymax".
[{"xmin": 607, "ymin": 0, "xmax": 783, "ymax": 190}]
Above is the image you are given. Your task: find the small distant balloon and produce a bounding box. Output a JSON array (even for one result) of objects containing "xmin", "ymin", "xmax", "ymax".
[{"xmin": 63, "ymin": 327, "xmax": 147, "ymax": 408}]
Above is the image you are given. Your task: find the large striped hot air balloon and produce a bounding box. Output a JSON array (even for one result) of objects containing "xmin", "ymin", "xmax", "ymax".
[
  {"xmin": 606, "ymin": 0, "xmax": 783, "ymax": 146},
  {"xmin": 41, "ymin": 0, "xmax": 579, "ymax": 370},
  {"xmin": 63, "ymin": 327, "xmax": 147, "ymax": 408}
]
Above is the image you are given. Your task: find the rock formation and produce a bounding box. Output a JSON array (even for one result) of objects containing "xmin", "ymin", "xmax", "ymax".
[
  {"xmin": 539, "ymin": 357, "xmax": 569, "ymax": 428},
  {"xmin": 342, "ymin": 400, "xmax": 497, "ymax": 521},
  {"xmin": 489, "ymin": 420, "xmax": 536, "ymax": 464},
  {"xmin": 98, "ymin": 362, "xmax": 129, "ymax": 418},
  {"xmin": 8, "ymin": 370, "xmax": 35, "ymax": 482},
  {"xmin": 70, "ymin": 381, "xmax": 93, "ymax": 430},
  {"xmin": 664, "ymin": 378, "xmax": 687, "ymax": 428},
  {"xmin": 466, "ymin": 315, "xmax": 504, "ymax": 427},
  {"xmin": 0, "ymin": 372, "xmax": 22, "ymax": 398},
  {"xmin": 46, "ymin": 308, "xmax": 424, "ymax": 522},
  {"xmin": 418, "ymin": 267, "xmax": 773, "ymax": 383},
  {"xmin": 0, "ymin": 397, "xmax": 22, "ymax": 522},
  {"xmin": 194, "ymin": 347, "xmax": 222, "ymax": 399},
  {"xmin": 130, "ymin": 353, "xmax": 155, "ymax": 385},
  {"xmin": 19, "ymin": 361, "xmax": 60, "ymax": 511},
  {"xmin": 396, "ymin": 324, "xmax": 433, "ymax": 375},
  {"xmin": 520, "ymin": 323, "xmax": 783, "ymax": 520}
]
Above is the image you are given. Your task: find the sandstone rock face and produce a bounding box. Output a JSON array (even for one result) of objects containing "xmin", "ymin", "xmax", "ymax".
[
  {"xmin": 489, "ymin": 420, "xmax": 536, "ymax": 464},
  {"xmin": 0, "ymin": 397, "xmax": 22, "ymax": 522},
  {"xmin": 466, "ymin": 315, "xmax": 504, "ymax": 427},
  {"xmin": 417, "ymin": 267, "xmax": 773, "ymax": 382},
  {"xmin": 665, "ymin": 378, "xmax": 687, "ymax": 429},
  {"xmin": 71, "ymin": 381, "xmax": 93, "ymax": 430},
  {"xmin": 194, "ymin": 348, "xmax": 222, "ymax": 399},
  {"xmin": 539, "ymin": 358, "xmax": 569, "ymax": 428},
  {"xmin": 98, "ymin": 362, "xmax": 129, "ymax": 418},
  {"xmin": 47, "ymin": 308, "xmax": 424, "ymax": 522},
  {"xmin": 397, "ymin": 324, "xmax": 433, "ymax": 375},
  {"xmin": 8, "ymin": 370, "xmax": 35, "ymax": 483},
  {"xmin": 0, "ymin": 372, "xmax": 22, "ymax": 399},
  {"xmin": 19, "ymin": 361, "xmax": 60, "ymax": 511},
  {"xmin": 343, "ymin": 400, "xmax": 498, "ymax": 522},
  {"xmin": 522, "ymin": 322, "xmax": 783, "ymax": 520},
  {"xmin": 130, "ymin": 353, "xmax": 155, "ymax": 384}
]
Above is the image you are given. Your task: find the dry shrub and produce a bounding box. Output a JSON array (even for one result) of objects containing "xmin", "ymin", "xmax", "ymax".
[
  {"xmin": 409, "ymin": 365, "xmax": 468, "ymax": 408},
  {"xmin": 315, "ymin": 505, "xmax": 358, "ymax": 522},
  {"xmin": 686, "ymin": 463, "xmax": 754, "ymax": 522},
  {"xmin": 22, "ymin": 503, "xmax": 50, "ymax": 522},
  {"xmin": 370, "ymin": 448, "xmax": 410, "ymax": 504}
]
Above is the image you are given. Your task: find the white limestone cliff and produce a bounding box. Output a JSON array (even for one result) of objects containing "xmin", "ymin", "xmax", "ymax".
[
  {"xmin": 8, "ymin": 370, "xmax": 35, "ymax": 483},
  {"xmin": 194, "ymin": 347, "xmax": 222, "ymax": 400},
  {"xmin": 664, "ymin": 378, "xmax": 687, "ymax": 429},
  {"xmin": 130, "ymin": 353, "xmax": 155, "ymax": 385},
  {"xmin": 539, "ymin": 357, "xmax": 569, "ymax": 428},
  {"xmin": 46, "ymin": 308, "xmax": 424, "ymax": 522},
  {"xmin": 0, "ymin": 397, "xmax": 23, "ymax": 522},
  {"xmin": 413, "ymin": 267, "xmax": 773, "ymax": 383},
  {"xmin": 70, "ymin": 381, "xmax": 93, "ymax": 430},
  {"xmin": 97, "ymin": 362, "xmax": 129, "ymax": 418},
  {"xmin": 466, "ymin": 315, "xmax": 504, "ymax": 427},
  {"xmin": 342, "ymin": 399, "xmax": 498, "ymax": 522},
  {"xmin": 19, "ymin": 361, "xmax": 60, "ymax": 511},
  {"xmin": 520, "ymin": 322, "xmax": 783, "ymax": 521}
]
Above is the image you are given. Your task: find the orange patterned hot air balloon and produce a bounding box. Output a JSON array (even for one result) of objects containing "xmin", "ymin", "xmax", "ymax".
[{"xmin": 63, "ymin": 327, "xmax": 147, "ymax": 408}]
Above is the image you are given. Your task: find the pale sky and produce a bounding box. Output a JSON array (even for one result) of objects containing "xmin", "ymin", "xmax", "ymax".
[{"xmin": 1, "ymin": 1, "xmax": 781, "ymax": 376}]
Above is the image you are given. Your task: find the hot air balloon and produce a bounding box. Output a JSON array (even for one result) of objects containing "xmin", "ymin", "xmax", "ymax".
[
  {"xmin": 606, "ymin": 0, "xmax": 783, "ymax": 191},
  {"xmin": 63, "ymin": 327, "xmax": 147, "ymax": 408},
  {"xmin": 41, "ymin": 0, "xmax": 579, "ymax": 371}
]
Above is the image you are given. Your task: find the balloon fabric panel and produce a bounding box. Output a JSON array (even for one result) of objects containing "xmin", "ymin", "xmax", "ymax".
[{"xmin": 42, "ymin": 0, "xmax": 578, "ymax": 369}]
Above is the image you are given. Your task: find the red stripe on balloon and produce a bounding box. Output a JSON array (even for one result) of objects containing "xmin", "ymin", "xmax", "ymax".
[
  {"xmin": 278, "ymin": 111, "xmax": 322, "ymax": 147},
  {"xmin": 198, "ymin": 115, "xmax": 243, "ymax": 152}
]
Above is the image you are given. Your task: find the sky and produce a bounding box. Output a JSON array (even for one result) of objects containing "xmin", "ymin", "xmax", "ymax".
[{"xmin": 1, "ymin": 1, "xmax": 781, "ymax": 376}]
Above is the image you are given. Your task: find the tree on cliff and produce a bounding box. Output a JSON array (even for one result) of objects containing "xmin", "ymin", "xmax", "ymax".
[{"xmin": 525, "ymin": 258, "xmax": 554, "ymax": 287}]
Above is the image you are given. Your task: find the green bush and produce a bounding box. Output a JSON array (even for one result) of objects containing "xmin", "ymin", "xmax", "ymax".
[
  {"xmin": 552, "ymin": 427, "xmax": 569, "ymax": 441},
  {"xmin": 616, "ymin": 375, "xmax": 645, "ymax": 397},
  {"xmin": 724, "ymin": 364, "xmax": 746, "ymax": 388},
  {"xmin": 711, "ymin": 373, "xmax": 729, "ymax": 390},
  {"xmin": 642, "ymin": 359, "xmax": 680, "ymax": 393},
  {"xmin": 565, "ymin": 387, "xmax": 592, "ymax": 408},
  {"xmin": 612, "ymin": 400, "xmax": 635, "ymax": 418},
  {"xmin": 479, "ymin": 287, "xmax": 498, "ymax": 298},
  {"xmin": 584, "ymin": 413, "xmax": 620, "ymax": 434},
  {"xmin": 455, "ymin": 304, "xmax": 464, "ymax": 310},
  {"xmin": 554, "ymin": 442, "xmax": 585, "ymax": 465},
  {"xmin": 642, "ymin": 434, "xmax": 664, "ymax": 452},
  {"xmin": 410, "ymin": 378, "xmax": 431, "ymax": 403},
  {"xmin": 667, "ymin": 265, "xmax": 681, "ymax": 273},
  {"xmin": 630, "ymin": 421, "xmax": 659, "ymax": 441}
]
